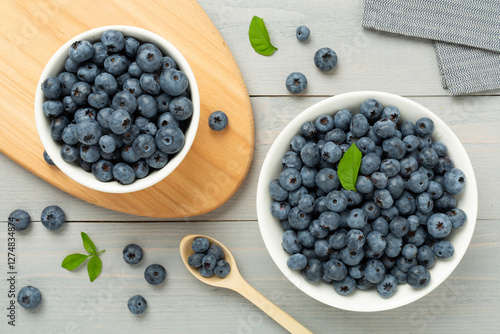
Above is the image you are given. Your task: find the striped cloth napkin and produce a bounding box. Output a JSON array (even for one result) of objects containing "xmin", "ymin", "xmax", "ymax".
[{"xmin": 362, "ymin": 0, "xmax": 500, "ymax": 95}]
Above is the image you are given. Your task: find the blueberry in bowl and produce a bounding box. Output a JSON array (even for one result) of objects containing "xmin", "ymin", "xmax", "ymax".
[
  {"xmin": 256, "ymin": 91, "xmax": 477, "ymax": 312},
  {"xmin": 35, "ymin": 26, "xmax": 200, "ymax": 193}
]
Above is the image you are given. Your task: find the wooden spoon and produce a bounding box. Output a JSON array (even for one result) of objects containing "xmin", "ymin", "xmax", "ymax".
[{"xmin": 180, "ymin": 234, "xmax": 312, "ymax": 334}]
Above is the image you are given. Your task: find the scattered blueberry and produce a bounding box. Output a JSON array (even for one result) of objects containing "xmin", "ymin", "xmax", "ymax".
[
  {"xmin": 17, "ymin": 286, "xmax": 42, "ymax": 309},
  {"xmin": 209, "ymin": 111, "xmax": 229, "ymax": 131},
  {"xmin": 123, "ymin": 244, "xmax": 144, "ymax": 264},
  {"xmin": 296, "ymin": 25, "xmax": 310, "ymax": 41},
  {"xmin": 144, "ymin": 264, "xmax": 166, "ymax": 285},
  {"xmin": 285, "ymin": 72, "xmax": 307, "ymax": 94},
  {"xmin": 314, "ymin": 47, "xmax": 338, "ymax": 71},
  {"xmin": 41, "ymin": 205, "xmax": 65, "ymax": 230},
  {"xmin": 8, "ymin": 209, "xmax": 31, "ymax": 231},
  {"xmin": 128, "ymin": 295, "xmax": 147, "ymax": 314}
]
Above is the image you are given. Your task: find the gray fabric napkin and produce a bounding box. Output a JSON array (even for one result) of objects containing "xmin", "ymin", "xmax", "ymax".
[{"xmin": 362, "ymin": 0, "xmax": 500, "ymax": 95}]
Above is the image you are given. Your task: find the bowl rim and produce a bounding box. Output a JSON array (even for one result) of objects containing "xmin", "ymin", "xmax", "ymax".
[
  {"xmin": 34, "ymin": 25, "xmax": 200, "ymax": 193},
  {"xmin": 256, "ymin": 91, "xmax": 478, "ymax": 312}
]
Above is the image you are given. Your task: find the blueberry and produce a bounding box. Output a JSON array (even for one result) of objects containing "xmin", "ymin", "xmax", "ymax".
[
  {"xmin": 269, "ymin": 179, "xmax": 288, "ymax": 201},
  {"xmin": 376, "ymin": 274, "xmax": 397, "ymax": 298},
  {"xmin": 323, "ymin": 259, "xmax": 347, "ymax": 281},
  {"xmin": 128, "ymin": 295, "xmax": 147, "ymax": 314},
  {"xmin": 370, "ymin": 172, "xmax": 388, "ymax": 190},
  {"xmin": 400, "ymin": 121, "xmax": 415, "ymax": 136},
  {"xmin": 131, "ymin": 160, "xmax": 148, "ymax": 179},
  {"xmin": 373, "ymin": 119, "xmax": 397, "ymax": 138},
  {"xmin": 57, "ymin": 72, "xmax": 78, "ymax": 97},
  {"xmin": 355, "ymin": 175, "xmax": 373, "ymax": 194},
  {"xmin": 382, "ymin": 137, "xmax": 406, "ymax": 160},
  {"xmin": 155, "ymin": 125, "xmax": 185, "ymax": 154},
  {"xmin": 69, "ymin": 40, "xmax": 94, "ymax": 63},
  {"xmin": 122, "ymin": 243, "xmax": 144, "ymax": 265},
  {"xmin": 321, "ymin": 142, "xmax": 342, "ymax": 164},
  {"xmin": 350, "ymin": 114, "xmax": 369, "ymax": 137},
  {"xmin": 91, "ymin": 42, "xmax": 108, "ymax": 66},
  {"xmin": 199, "ymin": 266, "xmax": 214, "ymax": 278},
  {"xmin": 113, "ymin": 162, "xmax": 136, "ymax": 184},
  {"xmin": 80, "ymin": 144, "xmax": 101, "ymax": 163},
  {"xmin": 95, "ymin": 72, "xmax": 118, "ymax": 96},
  {"xmin": 116, "ymin": 72, "xmax": 132, "ymax": 88},
  {"xmin": 140, "ymin": 73, "xmax": 161, "ymax": 95},
  {"xmin": 17, "ymin": 286, "xmax": 42, "ymax": 309},
  {"xmin": 324, "ymin": 190, "xmax": 347, "ymax": 212},
  {"xmin": 295, "ymin": 25, "xmax": 310, "ymax": 41},
  {"xmin": 135, "ymin": 95, "xmax": 157, "ymax": 119},
  {"xmin": 144, "ymin": 264, "xmax": 166, "ymax": 285},
  {"xmin": 345, "ymin": 229, "xmax": 365, "ymax": 251},
  {"xmin": 315, "ymin": 168, "xmax": 339, "ymax": 193},
  {"xmin": 128, "ymin": 61, "xmax": 143, "ymax": 78},
  {"xmin": 65, "ymin": 58, "xmax": 79, "ymax": 73},
  {"xmin": 101, "ymin": 30, "xmax": 125, "ymax": 52},
  {"xmin": 112, "ymin": 91, "xmax": 137, "ymax": 114},
  {"xmin": 207, "ymin": 245, "xmax": 225, "ymax": 261},
  {"xmin": 87, "ymin": 90, "xmax": 109, "ymax": 110},
  {"xmin": 103, "ymin": 54, "xmax": 128, "ymax": 76},
  {"xmin": 416, "ymin": 192, "xmax": 434, "ymax": 214},
  {"xmin": 298, "ymin": 194, "xmax": 315, "ymax": 213},
  {"xmin": 385, "ymin": 233, "xmax": 403, "ymax": 258},
  {"xmin": 381, "ymin": 106, "xmax": 400, "ymax": 122},
  {"xmin": 300, "ymin": 142, "xmax": 320, "ymax": 167},
  {"xmin": 159, "ymin": 68, "xmax": 188, "ymax": 96},
  {"xmin": 62, "ymin": 95, "xmax": 78, "ymax": 113},
  {"xmin": 372, "ymin": 217, "xmax": 390, "ymax": 237},
  {"xmin": 43, "ymin": 150, "xmax": 55, "ymax": 165},
  {"xmin": 71, "ymin": 81, "xmax": 92, "ymax": 105},
  {"xmin": 447, "ymin": 208, "xmax": 467, "ymax": 229},
  {"xmin": 8, "ymin": 209, "xmax": 31, "ymax": 231},
  {"xmin": 123, "ymin": 78, "xmax": 144, "ymax": 98},
  {"xmin": 406, "ymin": 170, "xmax": 430, "ymax": 194},
  {"xmin": 401, "ymin": 243, "xmax": 417, "ymax": 260},
  {"xmin": 359, "ymin": 99, "xmax": 383, "ymax": 122},
  {"xmin": 124, "ymin": 37, "xmax": 141, "ymax": 58},
  {"xmin": 414, "ymin": 117, "xmax": 434, "ymax": 137},
  {"xmin": 108, "ymin": 109, "xmax": 132, "ymax": 135},
  {"xmin": 427, "ymin": 213, "xmax": 452, "ymax": 238},
  {"xmin": 328, "ymin": 229, "xmax": 348, "ymax": 250},
  {"xmin": 434, "ymin": 192, "xmax": 457, "ymax": 212},
  {"xmin": 366, "ymin": 231, "xmax": 387, "ymax": 253},
  {"xmin": 443, "ymin": 168, "xmax": 466, "ymax": 195},
  {"xmin": 146, "ymin": 150, "xmax": 169, "ymax": 169},
  {"xmin": 99, "ymin": 135, "xmax": 116, "ymax": 154},
  {"xmin": 285, "ymin": 72, "xmax": 307, "ymax": 94},
  {"xmin": 131, "ymin": 134, "xmax": 156, "ymax": 158},
  {"xmin": 406, "ymin": 265, "xmax": 430, "ymax": 289},
  {"xmin": 380, "ymin": 158, "xmax": 401, "ymax": 177},
  {"xmin": 309, "ymin": 219, "xmax": 329, "ymax": 239},
  {"xmin": 92, "ymin": 159, "xmax": 114, "ymax": 181},
  {"xmin": 288, "ymin": 206, "xmax": 311, "ymax": 229},
  {"xmin": 300, "ymin": 121, "xmax": 317, "ymax": 139},
  {"xmin": 50, "ymin": 116, "xmax": 69, "ymax": 141},
  {"xmin": 300, "ymin": 166, "xmax": 317, "ymax": 188},
  {"xmin": 417, "ymin": 245, "xmax": 436, "ymax": 268},
  {"xmin": 136, "ymin": 45, "xmax": 163, "ymax": 73},
  {"xmin": 279, "ymin": 168, "xmax": 302, "ymax": 192},
  {"xmin": 201, "ymin": 255, "xmax": 217, "ymax": 271},
  {"xmin": 303, "ymin": 259, "xmax": 323, "ymax": 282},
  {"xmin": 60, "ymin": 144, "xmax": 79, "ymax": 162},
  {"xmin": 188, "ymin": 252, "xmax": 205, "ymax": 268},
  {"xmin": 356, "ymin": 277, "xmax": 374, "ymax": 290},
  {"xmin": 41, "ymin": 205, "xmax": 65, "ymax": 230},
  {"xmin": 359, "ymin": 152, "xmax": 381, "ymax": 175},
  {"xmin": 168, "ymin": 96, "xmax": 193, "ymax": 121},
  {"xmin": 364, "ymin": 259, "xmax": 386, "ymax": 284},
  {"xmin": 74, "ymin": 107, "xmax": 97, "ymax": 123},
  {"xmin": 342, "ymin": 188, "xmax": 363, "ymax": 207},
  {"xmin": 282, "ymin": 230, "xmax": 302, "ymax": 254},
  {"xmin": 297, "ymin": 230, "xmax": 317, "ymax": 248},
  {"xmin": 77, "ymin": 62, "xmax": 99, "ymax": 82},
  {"xmin": 282, "ymin": 151, "xmax": 302, "ymax": 171},
  {"xmin": 192, "ymin": 237, "xmax": 210, "ymax": 253},
  {"xmin": 432, "ymin": 240, "xmax": 454, "ymax": 259},
  {"xmin": 340, "ymin": 247, "xmax": 365, "ymax": 266},
  {"xmin": 314, "ymin": 47, "xmax": 338, "ymax": 71},
  {"xmin": 407, "ymin": 215, "xmax": 420, "ymax": 232},
  {"xmin": 287, "ymin": 253, "xmax": 308, "ymax": 270},
  {"xmin": 208, "ymin": 111, "xmax": 229, "ymax": 132},
  {"xmin": 214, "ymin": 259, "xmax": 231, "ymax": 278}
]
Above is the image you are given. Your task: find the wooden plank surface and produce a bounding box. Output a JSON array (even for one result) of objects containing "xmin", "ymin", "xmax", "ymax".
[
  {"xmin": 0, "ymin": 0, "xmax": 254, "ymax": 218},
  {"xmin": 1, "ymin": 0, "xmax": 500, "ymax": 333}
]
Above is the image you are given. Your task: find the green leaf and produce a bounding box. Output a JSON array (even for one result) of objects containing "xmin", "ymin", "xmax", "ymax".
[
  {"xmin": 87, "ymin": 255, "xmax": 102, "ymax": 282},
  {"xmin": 62, "ymin": 253, "xmax": 90, "ymax": 271},
  {"xmin": 248, "ymin": 16, "xmax": 277, "ymax": 56},
  {"xmin": 81, "ymin": 232, "xmax": 96, "ymax": 254},
  {"xmin": 338, "ymin": 143, "xmax": 362, "ymax": 191}
]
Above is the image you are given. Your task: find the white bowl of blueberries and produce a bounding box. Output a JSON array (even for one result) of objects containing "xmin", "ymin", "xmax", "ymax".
[
  {"xmin": 35, "ymin": 25, "xmax": 200, "ymax": 193},
  {"xmin": 256, "ymin": 91, "xmax": 477, "ymax": 312}
]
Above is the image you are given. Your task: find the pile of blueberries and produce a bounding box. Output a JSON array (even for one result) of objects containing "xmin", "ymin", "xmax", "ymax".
[
  {"xmin": 188, "ymin": 237, "xmax": 231, "ymax": 278},
  {"xmin": 40, "ymin": 29, "xmax": 193, "ymax": 184},
  {"xmin": 269, "ymin": 98, "xmax": 467, "ymax": 298}
]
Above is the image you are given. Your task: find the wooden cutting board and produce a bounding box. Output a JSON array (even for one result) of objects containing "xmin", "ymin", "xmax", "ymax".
[{"xmin": 0, "ymin": 0, "xmax": 254, "ymax": 218}]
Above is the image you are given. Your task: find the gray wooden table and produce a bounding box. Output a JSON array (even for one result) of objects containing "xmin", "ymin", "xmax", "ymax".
[{"xmin": 1, "ymin": 1, "xmax": 499, "ymax": 333}]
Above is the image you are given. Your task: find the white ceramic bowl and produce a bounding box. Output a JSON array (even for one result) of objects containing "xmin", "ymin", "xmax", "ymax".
[
  {"xmin": 256, "ymin": 91, "xmax": 477, "ymax": 312},
  {"xmin": 35, "ymin": 25, "xmax": 200, "ymax": 193}
]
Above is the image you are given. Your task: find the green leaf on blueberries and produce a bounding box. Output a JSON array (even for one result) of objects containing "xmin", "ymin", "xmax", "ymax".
[
  {"xmin": 61, "ymin": 232, "xmax": 105, "ymax": 282},
  {"xmin": 87, "ymin": 255, "xmax": 102, "ymax": 282},
  {"xmin": 248, "ymin": 16, "xmax": 277, "ymax": 56},
  {"xmin": 62, "ymin": 253, "xmax": 90, "ymax": 271},
  {"xmin": 338, "ymin": 143, "xmax": 362, "ymax": 191},
  {"xmin": 81, "ymin": 231, "xmax": 96, "ymax": 254}
]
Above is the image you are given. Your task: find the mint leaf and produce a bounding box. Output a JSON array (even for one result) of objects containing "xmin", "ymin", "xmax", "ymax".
[
  {"xmin": 62, "ymin": 253, "xmax": 90, "ymax": 271},
  {"xmin": 81, "ymin": 232, "xmax": 96, "ymax": 254},
  {"xmin": 87, "ymin": 255, "xmax": 102, "ymax": 282},
  {"xmin": 248, "ymin": 16, "xmax": 277, "ymax": 56},
  {"xmin": 338, "ymin": 143, "xmax": 362, "ymax": 191}
]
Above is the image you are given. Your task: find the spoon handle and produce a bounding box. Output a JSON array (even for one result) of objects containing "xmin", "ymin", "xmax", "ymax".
[{"xmin": 233, "ymin": 278, "xmax": 312, "ymax": 334}]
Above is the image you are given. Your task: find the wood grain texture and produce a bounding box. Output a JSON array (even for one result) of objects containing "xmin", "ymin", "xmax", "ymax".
[{"xmin": 0, "ymin": 0, "xmax": 254, "ymax": 218}]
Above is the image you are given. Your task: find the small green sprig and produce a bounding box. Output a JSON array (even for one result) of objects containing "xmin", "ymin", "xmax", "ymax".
[{"xmin": 62, "ymin": 232, "xmax": 105, "ymax": 282}]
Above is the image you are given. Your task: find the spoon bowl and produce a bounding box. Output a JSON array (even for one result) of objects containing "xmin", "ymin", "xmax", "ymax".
[{"xmin": 180, "ymin": 234, "xmax": 312, "ymax": 334}]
